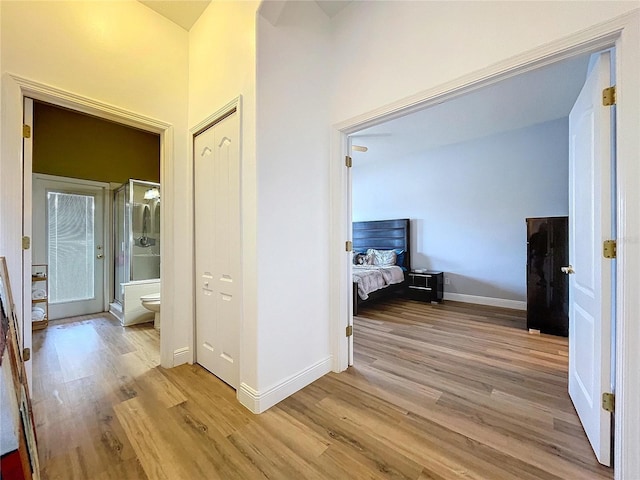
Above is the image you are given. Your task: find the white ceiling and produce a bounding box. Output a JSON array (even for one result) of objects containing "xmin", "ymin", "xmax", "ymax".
[
  {"xmin": 139, "ymin": 0, "xmax": 211, "ymax": 31},
  {"xmin": 140, "ymin": 0, "xmax": 351, "ymax": 31},
  {"xmin": 315, "ymin": 0, "xmax": 352, "ymax": 18},
  {"xmin": 350, "ymin": 54, "xmax": 592, "ymax": 166}
]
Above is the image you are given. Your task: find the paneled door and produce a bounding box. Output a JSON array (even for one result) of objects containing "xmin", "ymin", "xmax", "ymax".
[
  {"xmin": 194, "ymin": 107, "xmax": 241, "ymax": 389},
  {"xmin": 567, "ymin": 50, "xmax": 614, "ymax": 466}
]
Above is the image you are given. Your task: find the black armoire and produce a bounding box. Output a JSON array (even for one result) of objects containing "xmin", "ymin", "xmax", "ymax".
[{"xmin": 526, "ymin": 216, "xmax": 569, "ymax": 336}]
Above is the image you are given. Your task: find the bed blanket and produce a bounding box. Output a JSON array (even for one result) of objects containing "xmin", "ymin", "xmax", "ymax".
[{"xmin": 352, "ymin": 265, "xmax": 404, "ymax": 300}]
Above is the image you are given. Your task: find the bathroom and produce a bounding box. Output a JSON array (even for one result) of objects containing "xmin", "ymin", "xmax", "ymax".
[
  {"xmin": 30, "ymin": 100, "xmax": 162, "ymax": 331},
  {"xmin": 110, "ymin": 179, "xmax": 162, "ymax": 328}
]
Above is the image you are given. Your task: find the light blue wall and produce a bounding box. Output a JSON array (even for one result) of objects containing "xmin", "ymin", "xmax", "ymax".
[{"xmin": 352, "ymin": 118, "xmax": 569, "ymax": 302}]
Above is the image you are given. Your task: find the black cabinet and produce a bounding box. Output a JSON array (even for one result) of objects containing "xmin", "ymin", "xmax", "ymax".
[
  {"xmin": 407, "ymin": 271, "xmax": 444, "ymax": 303},
  {"xmin": 526, "ymin": 216, "xmax": 568, "ymax": 336}
]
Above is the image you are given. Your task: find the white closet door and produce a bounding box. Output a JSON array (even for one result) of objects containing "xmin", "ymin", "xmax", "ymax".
[{"xmin": 194, "ymin": 110, "xmax": 241, "ymax": 389}]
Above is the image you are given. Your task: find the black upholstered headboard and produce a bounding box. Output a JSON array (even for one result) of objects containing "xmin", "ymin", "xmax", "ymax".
[{"xmin": 352, "ymin": 219, "xmax": 411, "ymax": 270}]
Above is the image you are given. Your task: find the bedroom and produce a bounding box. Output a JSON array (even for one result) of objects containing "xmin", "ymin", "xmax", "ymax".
[
  {"xmin": 346, "ymin": 50, "xmax": 615, "ymax": 474},
  {"xmin": 349, "ymin": 53, "xmax": 591, "ymax": 312}
]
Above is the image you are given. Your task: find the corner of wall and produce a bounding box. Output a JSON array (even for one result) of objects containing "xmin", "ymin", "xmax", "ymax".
[{"xmin": 238, "ymin": 356, "xmax": 332, "ymax": 413}]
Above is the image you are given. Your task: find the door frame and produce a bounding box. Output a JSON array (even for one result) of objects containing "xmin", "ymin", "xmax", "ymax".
[
  {"xmin": 32, "ymin": 173, "xmax": 110, "ymax": 318},
  {"xmin": 329, "ymin": 11, "xmax": 640, "ymax": 478},
  {"xmin": 1, "ymin": 74, "xmax": 175, "ymax": 374},
  {"xmin": 190, "ymin": 96, "xmax": 243, "ymax": 396}
]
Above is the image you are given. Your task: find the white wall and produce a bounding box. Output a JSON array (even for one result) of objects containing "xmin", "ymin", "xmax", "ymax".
[
  {"xmin": 353, "ymin": 118, "xmax": 569, "ymax": 303},
  {"xmin": 329, "ymin": 1, "xmax": 639, "ymax": 123},
  {"xmin": 188, "ymin": 1, "xmax": 260, "ymax": 390},
  {"xmin": 255, "ymin": 2, "xmax": 332, "ymax": 398},
  {"xmin": 0, "ymin": 0, "xmax": 189, "ymax": 363},
  {"xmin": 189, "ymin": 0, "xmax": 333, "ymax": 409},
  {"xmin": 0, "ymin": 3, "xmax": 3, "ymax": 261}
]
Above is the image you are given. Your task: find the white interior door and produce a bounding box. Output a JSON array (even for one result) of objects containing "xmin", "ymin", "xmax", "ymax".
[
  {"xmin": 568, "ymin": 51, "xmax": 613, "ymax": 466},
  {"xmin": 347, "ymin": 136, "xmax": 354, "ymax": 366},
  {"xmin": 194, "ymin": 109, "xmax": 241, "ymax": 389},
  {"xmin": 33, "ymin": 177, "xmax": 106, "ymax": 320},
  {"xmin": 22, "ymin": 97, "xmax": 34, "ymax": 385}
]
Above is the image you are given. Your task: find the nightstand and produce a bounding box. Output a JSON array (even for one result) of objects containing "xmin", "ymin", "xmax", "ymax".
[{"xmin": 407, "ymin": 270, "xmax": 444, "ymax": 303}]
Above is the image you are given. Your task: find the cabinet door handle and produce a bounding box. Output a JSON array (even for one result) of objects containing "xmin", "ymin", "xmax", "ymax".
[{"xmin": 560, "ymin": 265, "xmax": 574, "ymax": 274}]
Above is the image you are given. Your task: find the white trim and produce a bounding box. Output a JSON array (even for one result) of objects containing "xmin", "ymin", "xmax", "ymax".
[
  {"xmin": 334, "ymin": 15, "xmax": 626, "ymax": 135},
  {"xmin": 122, "ymin": 279, "xmax": 161, "ymax": 286},
  {"xmin": 32, "ymin": 173, "xmax": 110, "ymax": 189},
  {"xmin": 9, "ymin": 75, "xmax": 171, "ymax": 132},
  {"xmin": 443, "ymin": 293, "xmax": 526, "ymax": 311},
  {"xmin": 238, "ymin": 356, "xmax": 332, "ymax": 414},
  {"xmin": 173, "ymin": 347, "xmax": 190, "ymax": 365},
  {"xmin": 190, "ymin": 96, "xmax": 242, "ymax": 135},
  {"xmin": 2, "ymin": 74, "xmax": 175, "ymax": 370},
  {"xmin": 330, "ymin": 10, "xmax": 640, "ymax": 478},
  {"xmin": 612, "ymin": 10, "xmax": 640, "ymax": 479}
]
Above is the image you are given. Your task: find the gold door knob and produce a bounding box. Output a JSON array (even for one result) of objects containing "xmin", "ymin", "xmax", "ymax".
[{"xmin": 561, "ymin": 265, "xmax": 575, "ymax": 274}]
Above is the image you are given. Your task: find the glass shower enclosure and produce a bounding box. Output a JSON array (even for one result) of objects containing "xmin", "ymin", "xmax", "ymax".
[{"xmin": 113, "ymin": 179, "xmax": 160, "ymax": 304}]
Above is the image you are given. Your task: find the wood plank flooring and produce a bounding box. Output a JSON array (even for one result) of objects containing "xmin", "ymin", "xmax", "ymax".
[{"xmin": 31, "ymin": 300, "xmax": 611, "ymax": 479}]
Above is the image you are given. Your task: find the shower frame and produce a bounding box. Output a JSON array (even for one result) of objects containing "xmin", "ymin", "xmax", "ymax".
[{"xmin": 113, "ymin": 179, "xmax": 161, "ymax": 304}]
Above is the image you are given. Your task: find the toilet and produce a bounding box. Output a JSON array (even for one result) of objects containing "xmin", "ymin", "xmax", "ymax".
[{"xmin": 140, "ymin": 292, "xmax": 161, "ymax": 330}]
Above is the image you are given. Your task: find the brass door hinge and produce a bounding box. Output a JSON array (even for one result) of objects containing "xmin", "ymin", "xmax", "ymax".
[
  {"xmin": 23, "ymin": 348, "xmax": 31, "ymax": 362},
  {"xmin": 22, "ymin": 236, "xmax": 31, "ymax": 250},
  {"xmin": 345, "ymin": 156, "xmax": 352, "ymax": 168},
  {"xmin": 22, "ymin": 124, "xmax": 31, "ymax": 138},
  {"xmin": 602, "ymin": 392, "xmax": 615, "ymax": 413},
  {"xmin": 603, "ymin": 240, "xmax": 616, "ymax": 259},
  {"xmin": 602, "ymin": 86, "xmax": 616, "ymax": 106},
  {"xmin": 346, "ymin": 325, "xmax": 353, "ymax": 337},
  {"xmin": 345, "ymin": 241, "xmax": 352, "ymax": 252}
]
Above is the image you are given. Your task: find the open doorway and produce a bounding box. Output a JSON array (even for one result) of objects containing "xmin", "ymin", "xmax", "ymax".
[
  {"xmin": 29, "ymin": 100, "xmax": 161, "ymax": 326},
  {"xmin": 5, "ymin": 76, "xmax": 175, "ymax": 393},
  {"xmin": 342, "ymin": 27, "xmax": 628, "ymax": 472},
  {"xmin": 352, "ymin": 47, "xmax": 613, "ymax": 464}
]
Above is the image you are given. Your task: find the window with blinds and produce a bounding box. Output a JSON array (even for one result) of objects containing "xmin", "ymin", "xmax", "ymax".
[{"xmin": 47, "ymin": 191, "xmax": 95, "ymax": 304}]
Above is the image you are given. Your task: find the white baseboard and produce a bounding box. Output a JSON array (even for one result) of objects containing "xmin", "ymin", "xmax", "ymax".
[
  {"xmin": 173, "ymin": 347, "xmax": 190, "ymax": 366},
  {"xmin": 238, "ymin": 356, "xmax": 332, "ymax": 414},
  {"xmin": 443, "ymin": 292, "xmax": 526, "ymax": 311}
]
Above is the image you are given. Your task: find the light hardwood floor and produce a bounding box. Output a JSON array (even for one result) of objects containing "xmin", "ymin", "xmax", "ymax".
[{"xmin": 32, "ymin": 300, "xmax": 611, "ymax": 479}]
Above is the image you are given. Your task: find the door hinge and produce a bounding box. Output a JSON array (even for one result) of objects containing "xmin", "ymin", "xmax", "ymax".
[
  {"xmin": 23, "ymin": 348, "xmax": 31, "ymax": 362},
  {"xmin": 603, "ymin": 239, "xmax": 616, "ymax": 259},
  {"xmin": 345, "ymin": 155, "xmax": 352, "ymax": 168},
  {"xmin": 345, "ymin": 240, "xmax": 352, "ymax": 252},
  {"xmin": 346, "ymin": 325, "xmax": 353, "ymax": 337},
  {"xmin": 22, "ymin": 236, "xmax": 31, "ymax": 250},
  {"xmin": 602, "ymin": 86, "xmax": 616, "ymax": 106},
  {"xmin": 22, "ymin": 124, "xmax": 31, "ymax": 138},
  {"xmin": 602, "ymin": 392, "xmax": 615, "ymax": 413}
]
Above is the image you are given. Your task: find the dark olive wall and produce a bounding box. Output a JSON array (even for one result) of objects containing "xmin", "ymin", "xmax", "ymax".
[{"xmin": 33, "ymin": 101, "xmax": 160, "ymax": 184}]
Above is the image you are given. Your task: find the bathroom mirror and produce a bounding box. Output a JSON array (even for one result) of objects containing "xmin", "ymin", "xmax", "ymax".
[{"xmin": 0, "ymin": 256, "xmax": 40, "ymax": 479}]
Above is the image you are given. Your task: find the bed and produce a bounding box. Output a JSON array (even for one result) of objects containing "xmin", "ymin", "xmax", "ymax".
[{"xmin": 352, "ymin": 219, "xmax": 411, "ymax": 315}]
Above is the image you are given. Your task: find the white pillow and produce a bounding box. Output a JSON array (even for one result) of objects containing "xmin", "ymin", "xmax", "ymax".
[{"xmin": 367, "ymin": 248, "xmax": 397, "ymax": 266}]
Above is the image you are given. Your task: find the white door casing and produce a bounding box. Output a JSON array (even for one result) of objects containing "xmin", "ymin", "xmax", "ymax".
[
  {"xmin": 568, "ymin": 51, "xmax": 613, "ymax": 466},
  {"xmin": 194, "ymin": 109, "xmax": 241, "ymax": 389}
]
